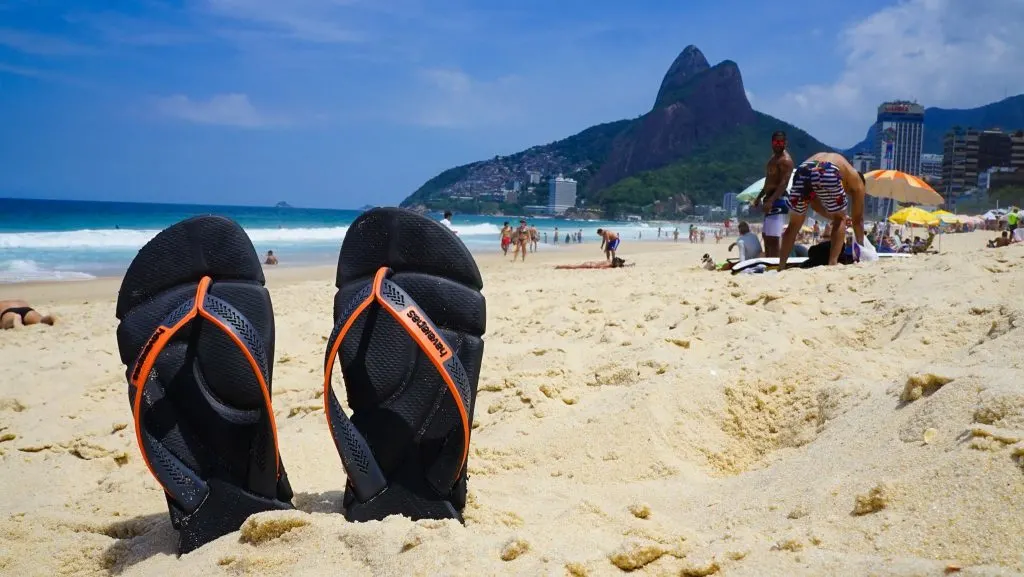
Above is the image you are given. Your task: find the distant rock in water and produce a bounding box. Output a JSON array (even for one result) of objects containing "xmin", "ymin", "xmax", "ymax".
[{"xmin": 275, "ymin": 201, "xmax": 293, "ymax": 208}]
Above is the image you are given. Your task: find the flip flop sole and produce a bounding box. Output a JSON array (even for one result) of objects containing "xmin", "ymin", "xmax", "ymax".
[
  {"xmin": 323, "ymin": 207, "xmax": 486, "ymax": 522},
  {"xmin": 115, "ymin": 215, "xmax": 293, "ymax": 554}
]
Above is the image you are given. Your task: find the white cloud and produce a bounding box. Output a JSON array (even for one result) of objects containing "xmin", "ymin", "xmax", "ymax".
[
  {"xmin": 764, "ymin": 0, "xmax": 1024, "ymax": 147},
  {"xmin": 408, "ymin": 68, "xmax": 523, "ymax": 128},
  {"xmin": 155, "ymin": 93, "xmax": 286, "ymax": 128}
]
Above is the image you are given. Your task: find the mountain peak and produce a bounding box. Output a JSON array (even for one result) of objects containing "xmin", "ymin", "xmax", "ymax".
[{"xmin": 654, "ymin": 45, "xmax": 711, "ymax": 108}]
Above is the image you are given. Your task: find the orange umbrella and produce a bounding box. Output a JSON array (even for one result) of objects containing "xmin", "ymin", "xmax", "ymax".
[{"xmin": 864, "ymin": 170, "xmax": 944, "ymax": 206}]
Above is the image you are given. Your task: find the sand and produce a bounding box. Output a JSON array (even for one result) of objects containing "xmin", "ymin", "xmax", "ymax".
[{"xmin": 1, "ymin": 232, "xmax": 1022, "ymax": 577}]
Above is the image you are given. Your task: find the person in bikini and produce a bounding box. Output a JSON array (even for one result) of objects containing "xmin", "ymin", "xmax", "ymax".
[
  {"xmin": 512, "ymin": 219, "xmax": 530, "ymax": 262},
  {"xmin": 778, "ymin": 152, "xmax": 867, "ymax": 269},
  {"xmin": 0, "ymin": 299, "xmax": 56, "ymax": 330},
  {"xmin": 596, "ymin": 228, "xmax": 620, "ymax": 262},
  {"xmin": 499, "ymin": 222, "xmax": 512, "ymax": 255},
  {"xmin": 753, "ymin": 130, "xmax": 794, "ymax": 257}
]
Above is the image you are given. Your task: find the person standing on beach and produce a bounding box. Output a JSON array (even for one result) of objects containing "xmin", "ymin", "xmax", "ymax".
[
  {"xmin": 512, "ymin": 219, "xmax": 530, "ymax": 262},
  {"xmin": 529, "ymin": 224, "xmax": 539, "ymax": 252},
  {"xmin": 753, "ymin": 130, "xmax": 794, "ymax": 258},
  {"xmin": 499, "ymin": 222, "xmax": 512, "ymax": 255},
  {"xmin": 596, "ymin": 228, "xmax": 620, "ymax": 262}
]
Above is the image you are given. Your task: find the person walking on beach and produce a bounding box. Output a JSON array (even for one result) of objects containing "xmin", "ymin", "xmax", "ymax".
[
  {"xmin": 500, "ymin": 222, "xmax": 512, "ymax": 255},
  {"xmin": 753, "ymin": 130, "xmax": 794, "ymax": 258},
  {"xmin": 512, "ymin": 219, "xmax": 530, "ymax": 262},
  {"xmin": 596, "ymin": 228, "xmax": 621, "ymax": 262}
]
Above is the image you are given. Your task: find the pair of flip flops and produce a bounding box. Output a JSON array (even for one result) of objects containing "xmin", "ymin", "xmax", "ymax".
[{"xmin": 114, "ymin": 208, "xmax": 486, "ymax": 554}]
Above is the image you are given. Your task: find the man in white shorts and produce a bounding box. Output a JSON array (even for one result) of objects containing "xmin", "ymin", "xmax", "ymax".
[{"xmin": 754, "ymin": 130, "xmax": 794, "ymax": 257}]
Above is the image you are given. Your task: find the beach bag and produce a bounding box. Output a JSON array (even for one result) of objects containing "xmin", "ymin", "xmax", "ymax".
[{"xmin": 855, "ymin": 238, "xmax": 879, "ymax": 262}]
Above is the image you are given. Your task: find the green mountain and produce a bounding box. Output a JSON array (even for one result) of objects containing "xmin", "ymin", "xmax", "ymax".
[{"xmin": 400, "ymin": 45, "xmax": 831, "ymax": 217}]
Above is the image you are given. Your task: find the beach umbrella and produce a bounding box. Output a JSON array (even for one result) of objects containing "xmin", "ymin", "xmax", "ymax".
[
  {"xmin": 736, "ymin": 172, "xmax": 796, "ymax": 203},
  {"xmin": 864, "ymin": 170, "xmax": 944, "ymax": 206},
  {"xmin": 889, "ymin": 206, "xmax": 940, "ymax": 226},
  {"xmin": 930, "ymin": 210, "xmax": 963, "ymax": 224}
]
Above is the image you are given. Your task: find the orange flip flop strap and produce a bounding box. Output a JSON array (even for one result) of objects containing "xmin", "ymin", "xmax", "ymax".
[
  {"xmin": 323, "ymin": 267, "xmax": 473, "ymax": 496},
  {"xmin": 129, "ymin": 276, "xmax": 281, "ymax": 512}
]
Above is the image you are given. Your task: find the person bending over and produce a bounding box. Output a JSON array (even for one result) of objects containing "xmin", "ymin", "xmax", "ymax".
[
  {"xmin": 596, "ymin": 228, "xmax": 620, "ymax": 262},
  {"xmin": 779, "ymin": 153, "xmax": 866, "ymax": 269}
]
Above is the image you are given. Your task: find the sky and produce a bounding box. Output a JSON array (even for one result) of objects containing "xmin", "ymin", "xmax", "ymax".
[{"xmin": 1, "ymin": 0, "xmax": 1023, "ymax": 209}]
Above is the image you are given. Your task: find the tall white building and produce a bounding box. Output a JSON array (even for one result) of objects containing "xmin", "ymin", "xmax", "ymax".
[
  {"xmin": 873, "ymin": 101, "xmax": 925, "ymax": 175},
  {"xmin": 548, "ymin": 176, "xmax": 577, "ymax": 214}
]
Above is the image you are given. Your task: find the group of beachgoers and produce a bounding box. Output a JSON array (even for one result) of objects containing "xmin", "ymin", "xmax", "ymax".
[
  {"xmin": 497, "ymin": 219, "xmax": 621, "ymax": 263},
  {"xmin": 750, "ymin": 130, "xmax": 870, "ymax": 269}
]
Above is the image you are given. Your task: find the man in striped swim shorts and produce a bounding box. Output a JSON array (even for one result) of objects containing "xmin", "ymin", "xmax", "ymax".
[{"xmin": 778, "ymin": 152, "xmax": 865, "ymax": 269}]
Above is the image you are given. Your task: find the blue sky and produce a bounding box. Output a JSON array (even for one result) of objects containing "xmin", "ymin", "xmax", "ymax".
[{"xmin": 1, "ymin": 0, "xmax": 1022, "ymax": 208}]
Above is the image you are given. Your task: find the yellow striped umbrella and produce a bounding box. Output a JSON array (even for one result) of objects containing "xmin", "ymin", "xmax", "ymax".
[
  {"xmin": 888, "ymin": 206, "xmax": 939, "ymax": 226},
  {"xmin": 930, "ymin": 209, "xmax": 963, "ymax": 224},
  {"xmin": 864, "ymin": 170, "xmax": 944, "ymax": 205}
]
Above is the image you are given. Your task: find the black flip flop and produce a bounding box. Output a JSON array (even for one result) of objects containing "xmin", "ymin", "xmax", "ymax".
[
  {"xmin": 115, "ymin": 215, "xmax": 293, "ymax": 554},
  {"xmin": 322, "ymin": 208, "xmax": 486, "ymax": 522}
]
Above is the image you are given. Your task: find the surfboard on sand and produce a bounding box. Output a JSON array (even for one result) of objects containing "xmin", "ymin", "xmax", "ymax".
[{"xmin": 729, "ymin": 257, "xmax": 808, "ymax": 273}]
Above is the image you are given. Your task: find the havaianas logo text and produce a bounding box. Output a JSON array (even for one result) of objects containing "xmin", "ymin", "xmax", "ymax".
[
  {"xmin": 405, "ymin": 308, "xmax": 450, "ymax": 360},
  {"xmin": 132, "ymin": 326, "xmax": 167, "ymax": 383}
]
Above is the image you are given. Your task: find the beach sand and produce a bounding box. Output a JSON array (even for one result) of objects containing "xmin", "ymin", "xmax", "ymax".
[{"xmin": 1, "ymin": 232, "xmax": 1022, "ymax": 576}]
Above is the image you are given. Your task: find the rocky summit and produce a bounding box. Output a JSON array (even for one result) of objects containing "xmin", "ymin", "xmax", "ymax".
[{"xmin": 400, "ymin": 45, "xmax": 830, "ymax": 217}]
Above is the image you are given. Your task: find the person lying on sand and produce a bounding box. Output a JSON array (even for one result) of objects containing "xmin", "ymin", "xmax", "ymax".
[
  {"xmin": 596, "ymin": 228, "xmax": 620, "ymax": 261},
  {"xmin": 555, "ymin": 257, "xmax": 630, "ymax": 269},
  {"xmin": 778, "ymin": 152, "xmax": 867, "ymax": 269},
  {"xmin": 0, "ymin": 299, "xmax": 56, "ymax": 329}
]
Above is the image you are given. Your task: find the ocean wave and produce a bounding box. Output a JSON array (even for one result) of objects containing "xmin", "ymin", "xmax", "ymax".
[
  {"xmin": 0, "ymin": 259, "xmax": 96, "ymax": 283},
  {"xmin": 0, "ymin": 222, "xmax": 503, "ymax": 249}
]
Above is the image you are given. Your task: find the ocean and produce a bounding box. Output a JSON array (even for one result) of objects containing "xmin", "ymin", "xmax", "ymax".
[{"xmin": 0, "ymin": 198, "xmax": 712, "ymax": 284}]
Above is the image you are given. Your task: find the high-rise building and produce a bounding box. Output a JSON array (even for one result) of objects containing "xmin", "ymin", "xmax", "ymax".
[
  {"xmin": 920, "ymin": 154, "xmax": 943, "ymax": 181},
  {"xmin": 873, "ymin": 101, "xmax": 925, "ymax": 175},
  {"xmin": 1011, "ymin": 131, "xmax": 1024, "ymax": 170},
  {"xmin": 548, "ymin": 176, "xmax": 577, "ymax": 214},
  {"xmin": 941, "ymin": 128, "xmax": 1022, "ymax": 199},
  {"xmin": 722, "ymin": 192, "xmax": 738, "ymax": 215}
]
